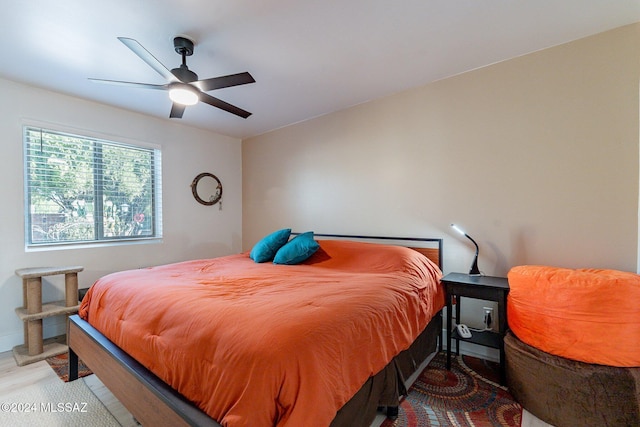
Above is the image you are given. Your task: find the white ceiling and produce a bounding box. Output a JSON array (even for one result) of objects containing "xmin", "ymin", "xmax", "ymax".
[{"xmin": 1, "ymin": 1, "xmax": 639, "ymax": 139}]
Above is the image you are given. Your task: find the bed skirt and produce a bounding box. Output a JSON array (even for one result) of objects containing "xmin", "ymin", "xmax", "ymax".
[{"xmin": 332, "ymin": 311, "xmax": 442, "ymax": 426}]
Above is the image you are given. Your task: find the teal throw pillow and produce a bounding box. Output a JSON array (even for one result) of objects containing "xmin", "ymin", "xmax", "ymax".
[
  {"xmin": 273, "ymin": 231, "xmax": 320, "ymax": 265},
  {"xmin": 250, "ymin": 228, "xmax": 292, "ymax": 263}
]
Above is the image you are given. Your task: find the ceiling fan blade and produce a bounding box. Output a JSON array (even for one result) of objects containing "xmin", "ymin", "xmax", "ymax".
[
  {"xmin": 199, "ymin": 93, "xmax": 252, "ymax": 119},
  {"xmin": 169, "ymin": 103, "xmax": 186, "ymax": 119},
  {"xmin": 118, "ymin": 37, "xmax": 178, "ymax": 83},
  {"xmin": 89, "ymin": 78, "xmax": 168, "ymax": 90},
  {"xmin": 194, "ymin": 72, "xmax": 255, "ymax": 92}
]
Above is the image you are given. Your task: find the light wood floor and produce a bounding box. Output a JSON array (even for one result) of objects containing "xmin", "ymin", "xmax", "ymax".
[
  {"xmin": 0, "ymin": 349, "xmax": 136, "ymax": 426},
  {"xmin": 0, "ymin": 349, "xmax": 552, "ymax": 426}
]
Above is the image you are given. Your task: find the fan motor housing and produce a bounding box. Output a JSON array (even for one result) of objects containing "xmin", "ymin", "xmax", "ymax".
[{"xmin": 171, "ymin": 65, "xmax": 198, "ymax": 83}]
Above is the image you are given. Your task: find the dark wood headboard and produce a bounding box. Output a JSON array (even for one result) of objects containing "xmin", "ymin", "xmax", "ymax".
[{"xmin": 293, "ymin": 232, "xmax": 443, "ymax": 271}]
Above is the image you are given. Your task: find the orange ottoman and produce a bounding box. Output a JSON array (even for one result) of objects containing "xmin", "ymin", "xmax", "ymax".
[{"xmin": 507, "ymin": 265, "xmax": 640, "ymax": 367}]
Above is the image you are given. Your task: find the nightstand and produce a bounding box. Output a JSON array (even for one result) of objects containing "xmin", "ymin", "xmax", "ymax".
[{"xmin": 441, "ymin": 272, "xmax": 510, "ymax": 384}]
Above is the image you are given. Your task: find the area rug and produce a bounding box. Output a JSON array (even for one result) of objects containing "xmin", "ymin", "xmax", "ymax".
[
  {"xmin": 0, "ymin": 375, "xmax": 118, "ymax": 427},
  {"xmin": 45, "ymin": 352, "xmax": 92, "ymax": 382},
  {"xmin": 381, "ymin": 352, "xmax": 522, "ymax": 427}
]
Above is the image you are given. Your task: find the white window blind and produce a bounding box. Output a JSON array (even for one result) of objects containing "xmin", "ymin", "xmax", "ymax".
[{"xmin": 24, "ymin": 126, "xmax": 162, "ymax": 247}]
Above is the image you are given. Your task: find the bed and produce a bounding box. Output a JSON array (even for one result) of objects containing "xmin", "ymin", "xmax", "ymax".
[{"xmin": 68, "ymin": 233, "xmax": 444, "ymax": 427}]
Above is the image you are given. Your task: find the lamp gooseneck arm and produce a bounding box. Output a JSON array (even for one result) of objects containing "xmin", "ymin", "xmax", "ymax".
[
  {"xmin": 464, "ymin": 233, "xmax": 479, "ymax": 256},
  {"xmin": 464, "ymin": 233, "xmax": 481, "ymax": 275}
]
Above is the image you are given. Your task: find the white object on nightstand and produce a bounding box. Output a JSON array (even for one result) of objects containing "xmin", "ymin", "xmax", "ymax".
[{"xmin": 456, "ymin": 324, "xmax": 472, "ymax": 338}]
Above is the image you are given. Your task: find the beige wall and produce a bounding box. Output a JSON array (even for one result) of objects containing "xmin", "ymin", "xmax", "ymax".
[
  {"xmin": 0, "ymin": 78, "xmax": 243, "ymax": 352},
  {"xmin": 243, "ymin": 23, "xmax": 640, "ymax": 277}
]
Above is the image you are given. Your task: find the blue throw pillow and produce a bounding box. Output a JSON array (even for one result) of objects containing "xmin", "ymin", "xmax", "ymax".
[
  {"xmin": 250, "ymin": 228, "xmax": 292, "ymax": 263},
  {"xmin": 273, "ymin": 231, "xmax": 320, "ymax": 265}
]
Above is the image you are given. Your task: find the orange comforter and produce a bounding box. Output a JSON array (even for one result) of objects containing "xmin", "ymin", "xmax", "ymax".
[{"xmin": 79, "ymin": 240, "xmax": 444, "ymax": 427}]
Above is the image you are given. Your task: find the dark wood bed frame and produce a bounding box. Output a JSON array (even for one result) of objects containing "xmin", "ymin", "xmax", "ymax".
[{"xmin": 68, "ymin": 234, "xmax": 443, "ymax": 427}]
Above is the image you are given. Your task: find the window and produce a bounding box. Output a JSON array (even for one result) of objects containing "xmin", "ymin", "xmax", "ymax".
[{"xmin": 24, "ymin": 126, "xmax": 162, "ymax": 247}]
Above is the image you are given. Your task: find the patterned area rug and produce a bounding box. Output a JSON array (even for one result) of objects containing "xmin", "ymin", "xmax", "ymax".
[
  {"xmin": 381, "ymin": 352, "xmax": 522, "ymax": 427},
  {"xmin": 45, "ymin": 352, "xmax": 93, "ymax": 382}
]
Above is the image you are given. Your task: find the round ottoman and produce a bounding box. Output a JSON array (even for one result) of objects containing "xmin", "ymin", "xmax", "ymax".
[
  {"xmin": 507, "ymin": 265, "xmax": 640, "ymax": 367},
  {"xmin": 505, "ymin": 332, "xmax": 640, "ymax": 427}
]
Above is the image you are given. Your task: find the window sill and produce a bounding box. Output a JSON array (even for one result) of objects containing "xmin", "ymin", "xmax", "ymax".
[{"xmin": 25, "ymin": 237, "xmax": 163, "ymax": 252}]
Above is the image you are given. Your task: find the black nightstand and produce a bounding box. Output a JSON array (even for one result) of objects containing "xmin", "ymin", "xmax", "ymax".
[{"xmin": 441, "ymin": 272, "xmax": 510, "ymax": 384}]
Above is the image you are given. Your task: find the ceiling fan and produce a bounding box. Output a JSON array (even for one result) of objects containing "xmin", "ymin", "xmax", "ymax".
[{"xmin": 90, "ymin": 36, "xmax": 255, "ymax": 119}]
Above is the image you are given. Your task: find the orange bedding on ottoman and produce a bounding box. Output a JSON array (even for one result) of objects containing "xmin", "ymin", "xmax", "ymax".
[
  {"xmin": 79, "ymin": 240, "xmax": 444, "ymax": 427},
  {"xmin": 507, "ymin": 265, "xmax": 640, "ymax": 367}
]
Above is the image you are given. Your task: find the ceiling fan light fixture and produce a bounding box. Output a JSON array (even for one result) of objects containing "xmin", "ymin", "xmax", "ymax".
[
  {"xmin": 90, "ymin": 37, "xmax": 253, "ymax": 118},
  {"xmin": 169, "ymin": 86, "xmax": 199, "ymax": 105}
]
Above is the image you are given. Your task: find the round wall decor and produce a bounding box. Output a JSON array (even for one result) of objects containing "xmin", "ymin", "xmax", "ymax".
[{"xmin": 191, "ymin": 172, "xmax": 223, "ymax": 206}]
